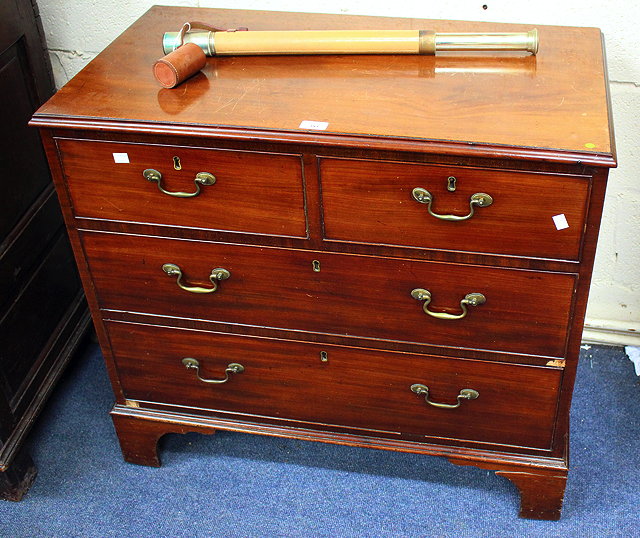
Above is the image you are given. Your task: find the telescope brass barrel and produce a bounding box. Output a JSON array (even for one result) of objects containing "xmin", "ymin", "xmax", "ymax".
[
  {"xmin": 435, "ymin": 30, "xmax": 538, "ymax": 53},
  {"xmin": 162, "ymin": 29, "xmax": 538, "ymax": 56}
]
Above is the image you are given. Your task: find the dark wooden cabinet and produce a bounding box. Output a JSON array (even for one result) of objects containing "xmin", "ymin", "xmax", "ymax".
[
  {"xmin": 0, "ymin": 0, "xmax": 90, "ymax": 501},
  {"xmin": 32, "ymin": 7, "xmax": 615, "ymax": 519}
]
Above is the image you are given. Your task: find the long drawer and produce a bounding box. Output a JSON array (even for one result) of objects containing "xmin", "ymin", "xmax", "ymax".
[
  {"xmin": 83, "ymin": 231, "xmax": 575, "ymax": 358},
  {"xmin": 320, "ymin": 157, "xmax": 590, "ymax": 260},
  {"xmin": 107, "ymin": 321, "xmax": 562, "ymax": 450},
  {"xmin": 56, "ymin": 138, "xmax": 307, "ymax": 238}
]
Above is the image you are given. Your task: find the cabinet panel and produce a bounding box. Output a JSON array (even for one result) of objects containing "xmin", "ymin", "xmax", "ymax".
[
  {"xmin": 0, "ymin": 188, "xmax": 64, "ymax": 312},
  {"xmin": 0, "ymin": 38, "xmax": 51, "ymax": 239},
  {"xmin": 0, "ymin": 233, "xmax": 80, "ymax": 403}
]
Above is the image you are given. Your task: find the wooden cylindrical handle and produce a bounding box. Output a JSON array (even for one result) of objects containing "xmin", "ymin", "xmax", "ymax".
[{"xmin": 215, "ymin": 30, "xmax": 421, "ymax": 55}]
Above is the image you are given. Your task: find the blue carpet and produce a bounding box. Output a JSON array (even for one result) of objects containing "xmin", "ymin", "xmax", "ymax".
[{"xmin": 0, "ymin": 343, "xmax": 638, "ymax": 536}]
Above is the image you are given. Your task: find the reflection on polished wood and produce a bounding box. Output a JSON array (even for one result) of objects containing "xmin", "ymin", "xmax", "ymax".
[
  {"xmin": 204, "ymin": 54, "xmax": 538, "ymax": 79},
  {"xmin": 156, "ymin": 71, "xmax": 210, "ymax": 114},
  {"xmin": 33, "ymin": 7, "xmax": 613, "ymax": 163}
]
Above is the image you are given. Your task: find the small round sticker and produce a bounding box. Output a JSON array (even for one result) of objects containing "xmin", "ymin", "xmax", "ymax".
[{"xmin": 584, "ymin": 143, "xmax": 597, "ymax": 149}]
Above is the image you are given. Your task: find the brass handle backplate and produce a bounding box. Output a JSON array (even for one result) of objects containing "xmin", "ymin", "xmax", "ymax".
[
  {"xmin": 162, "ymin": 263, "xmax": 230, "ymax": 293},
  {"xmin": 412, "ymin": 187, "xmax": 492, "ymax": 221},
  {"xmin": 182, "ymin": 358, "xmax": 244, "ymax": 384},
  {"xmin": 411, "ymin": 288, "xmax": 485, "ymax": 320},
  {"xmin": 143, "ymin": 168, "xmax": 216, "ymax": 198},
  {"xmin": 410, "ymin": 383, "xmax": 479, "ymax": 409}
]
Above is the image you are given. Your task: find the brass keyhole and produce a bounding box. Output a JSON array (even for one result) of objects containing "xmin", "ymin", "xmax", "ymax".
[
  {"xmin": 173, "ymin": 156, "xmax": 182, "ymax": 170},
  {"xmin": 312, "ymin": 260, "xmax": 321, "ymax": 272},
  {"xmin": 447, "ymin": 176, "xmax": 457, "ymax": 192}
]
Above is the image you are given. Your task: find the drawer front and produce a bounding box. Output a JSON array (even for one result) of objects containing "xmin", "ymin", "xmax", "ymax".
[
  {"xmin": 0, "ymin": 189, "xmax": 63, "ymax": 311},
  {"xmin": 108, "ymin": 322, "xmax": 562, "ymax": 450},
  {"xmin": 56, "ymin": 138, "xmax": 307, "ymax": 238},
  {"xmin": 320, "ymin": 158, "xmax": 589, "ymax": 260},
  {"xmin": 0, "ymin": 232, "xmax": 80, "ymax": 401},
  {"xmin": 84, "ymin": 232, "xmax": 575, "ymax": 358}
]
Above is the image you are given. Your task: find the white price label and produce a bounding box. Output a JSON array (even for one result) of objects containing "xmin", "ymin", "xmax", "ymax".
[
  {"xmin": 299, "ymin": 120, "xmax": 329, "ymax": 130},
  {"xmin": 113, "ymin": 152, "xmax": 130, "ymax": 163},
  {"xmin": 552, "ymin": 214, "xmax": 569, "ymax": 230}
]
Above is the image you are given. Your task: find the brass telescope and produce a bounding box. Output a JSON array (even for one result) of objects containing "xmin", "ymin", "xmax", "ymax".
[
  {"xmin": 162, "ymin": 28, "xmax": 539, "ymax": 56},
  {"xmin": 154, "ymin": 25, "xmax": 538, "ymax": 88}
]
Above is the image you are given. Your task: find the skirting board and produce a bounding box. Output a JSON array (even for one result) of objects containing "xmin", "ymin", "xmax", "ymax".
[{"xmin": 582, "ymin": 318, "xmax": 640, "ymax": 346}]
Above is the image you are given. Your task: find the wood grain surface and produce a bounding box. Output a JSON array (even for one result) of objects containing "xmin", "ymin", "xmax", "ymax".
[
  {"xmin": 32, "ymin": 6, "xmax": 615, "ymax": 164},
  {"xmin": 320, "ymin": 157, "xmax": 590, "ymax": 260},
  {"xmin": 56, "ymin": 137, "xmax": 307, "ymax": 238},
  {"xmin": 107, "ymin": 321, "xmax": 562, "ymax": 449},
  {"xmin": 81, "ymin": 231, "xmax": 575, "ymax": 358}
]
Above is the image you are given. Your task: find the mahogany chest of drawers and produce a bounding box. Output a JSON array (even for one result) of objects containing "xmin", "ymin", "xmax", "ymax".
[{"xmin": 31, "ymin": 7, "xmax": 616, "ymax": 520}]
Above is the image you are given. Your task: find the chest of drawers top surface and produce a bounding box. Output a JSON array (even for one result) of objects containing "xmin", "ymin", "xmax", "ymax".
[{"xmin": 32, "ymin": 6, "xmax": 615, "ymax": 166}]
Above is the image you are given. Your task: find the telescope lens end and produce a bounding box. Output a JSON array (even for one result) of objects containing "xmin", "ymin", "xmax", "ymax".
[{"xmin": 528, "ymin": 29, "xmax": 539, "ymax": 55}]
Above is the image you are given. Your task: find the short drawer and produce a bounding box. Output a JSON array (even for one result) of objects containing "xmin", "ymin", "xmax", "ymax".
[
  {"xmin": 56, "ymin": 138, "xmax": 307, "ymax": 238},
  {"xmin": 107, "ymin": 322, "xmax": 562, "ymax": 450},
  {"xmin": 320, "ymin": 157, "xmax": 590, "ymax": 260},
  {"xmin": 84, "ymin": 231, "xmax": 575, "ymax": 358}
]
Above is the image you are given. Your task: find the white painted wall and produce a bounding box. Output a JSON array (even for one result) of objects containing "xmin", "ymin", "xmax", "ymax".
[{"xmin": 36, "ymin": 1, "xmax": 640, "ymax": 344}]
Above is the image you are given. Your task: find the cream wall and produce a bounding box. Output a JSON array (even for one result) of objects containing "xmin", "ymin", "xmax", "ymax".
[{"xmin": 37, "ymin": 1, "xmax": 640, "ymax": 345}]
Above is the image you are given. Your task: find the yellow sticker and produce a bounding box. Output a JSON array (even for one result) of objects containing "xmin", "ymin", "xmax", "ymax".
[{"xmin": 584, "ymin": 143, "xmax": 597, "ymax": 149}]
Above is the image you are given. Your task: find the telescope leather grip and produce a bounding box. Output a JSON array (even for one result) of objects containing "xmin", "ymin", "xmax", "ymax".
[{"xmin": 153, "ymin": 43, "xmax": 206, "ymax": 88}]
